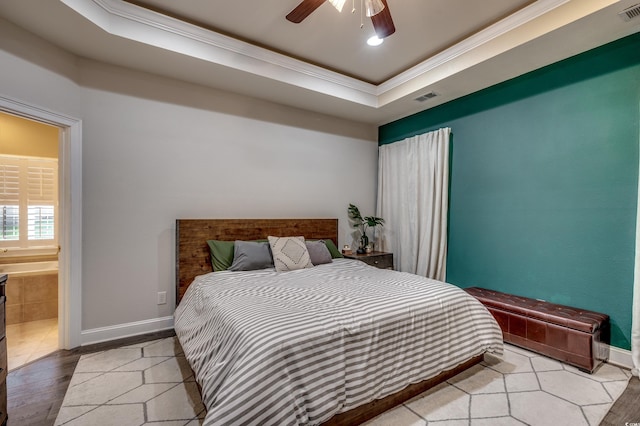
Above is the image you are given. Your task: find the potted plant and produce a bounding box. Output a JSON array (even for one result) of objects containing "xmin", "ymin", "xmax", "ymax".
[{"xmin": 348, "ymin": 204, "xmax": 384, "ymax": 254}]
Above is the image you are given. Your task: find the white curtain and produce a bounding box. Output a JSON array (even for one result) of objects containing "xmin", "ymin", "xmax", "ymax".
[
  {"xmin": 376, "ymin": 128, "xmax": 450, "ymax": 280},
  {"xmin": 633, "ymin": 164, "xmax": 640, "ymax": 376},
  {"xmin": 633, "ymin": 258, "xmax": 639, "ymax": 376}
]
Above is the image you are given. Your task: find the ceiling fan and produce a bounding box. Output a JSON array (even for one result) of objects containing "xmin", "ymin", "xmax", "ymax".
[{"xmin": 286, "ymin": 0, "xmax": 396, "ymax": 39}]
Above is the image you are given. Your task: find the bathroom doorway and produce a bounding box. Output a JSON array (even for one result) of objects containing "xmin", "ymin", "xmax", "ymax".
[{"xmin": 0, "ymin": 111, "xmax": 59, "ymax": 370}]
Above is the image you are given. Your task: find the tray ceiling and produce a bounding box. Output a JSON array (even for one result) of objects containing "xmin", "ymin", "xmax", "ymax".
[{"xmin": 0, "ymin": 0, "xmax": 638, "ymax": 124}]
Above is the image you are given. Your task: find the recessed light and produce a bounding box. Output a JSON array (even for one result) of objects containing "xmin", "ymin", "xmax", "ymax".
[{"xmin": 367, "ymin": 36, "xmax": 383, "ymax": 46}]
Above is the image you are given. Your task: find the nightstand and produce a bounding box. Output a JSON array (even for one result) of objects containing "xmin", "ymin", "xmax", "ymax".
[{"xmin": 343, "ymin": 251, "xmax": 394, "ymax": 270}]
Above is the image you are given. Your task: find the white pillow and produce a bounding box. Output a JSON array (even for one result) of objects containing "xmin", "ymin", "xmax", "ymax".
[{"xmin": 268, "ymin": 236, "xmax": 314, "ymax": 272}]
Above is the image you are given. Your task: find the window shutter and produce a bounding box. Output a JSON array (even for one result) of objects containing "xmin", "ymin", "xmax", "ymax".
[
  {"xmin": 27, "ymin": 162, "xmax": 56, "ymax": 203},
  {"xmin": 0, "ymin": 156, "xmax": 58, "ymax": 244},
  {"xmin": 0, "ymin": 161, "xmax": 20, "ymax": 240},
  {"xmin": 27, "ymin": 159, "xmax": 57, "ymax": 240},
  {"xmin": 0, "ymin": 162, "xmax": 20, "ymax": 205}
]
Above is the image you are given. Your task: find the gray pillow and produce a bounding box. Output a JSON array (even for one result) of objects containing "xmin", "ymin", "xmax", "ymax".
[
  {"xmin": 228, "ymin": 241, "xmax": 274, "ymax": 271},
  {"xmin": 305, "ymin": 240, "xmax": 332, "ymax": 266}
]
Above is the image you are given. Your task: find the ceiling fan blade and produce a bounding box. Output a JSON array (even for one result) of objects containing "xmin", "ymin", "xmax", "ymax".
[
  {"xmin": 371, "ymin": 0, "xmax": 395, "ymax": 38},
  {"xmin": 286, "ymin": 0, "xmax": 327, "ymax": 23}
]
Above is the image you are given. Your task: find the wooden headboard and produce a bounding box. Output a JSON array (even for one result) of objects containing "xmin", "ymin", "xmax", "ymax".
[{"xmin": 175, "ymin": 218, "xmax": 339, "ymax": 304}]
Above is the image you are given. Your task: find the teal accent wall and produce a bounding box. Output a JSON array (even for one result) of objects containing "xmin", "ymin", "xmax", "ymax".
[{"xmin": 379, "ymin": 33, "xmax": 640, "ymax": 350}]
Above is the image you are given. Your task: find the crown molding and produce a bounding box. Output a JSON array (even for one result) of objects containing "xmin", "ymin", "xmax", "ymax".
[
  {"xmin": 376, "ymin": 0, "xmax": 570, "ymax": 96},
  {"xmin": 61, "ymin": 0, "xmax": 379, "ymax": 106},
  {"xmin": 61, "ymin": 0, "xmax": 596, "ymax": 109}
]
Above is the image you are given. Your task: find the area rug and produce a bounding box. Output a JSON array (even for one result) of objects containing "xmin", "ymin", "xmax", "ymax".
[{"xmin": 55, "ymin": 337, "xmax": 631, "ymax": 425}]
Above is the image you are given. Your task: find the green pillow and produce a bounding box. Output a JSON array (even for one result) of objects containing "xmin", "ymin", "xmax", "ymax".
[
  {"xmin": 207, "ymin": 239, "xmax": 270, "ymax": 271},
  {"xmin": 207, "ymin": 240, "xmax": 235, "ymax": 272},
  {"xmin": 320, "ymin": 239, "xmax": 343, "ymax": 259}
]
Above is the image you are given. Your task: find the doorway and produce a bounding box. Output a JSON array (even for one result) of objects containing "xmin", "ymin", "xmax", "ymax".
[
  {"xmin": 0, "ymin": 94, "xmax": 82, "ymax": 352},
  {"xmin": 0, "ymin": 111, "xmax": 60, "ymax": 369}
]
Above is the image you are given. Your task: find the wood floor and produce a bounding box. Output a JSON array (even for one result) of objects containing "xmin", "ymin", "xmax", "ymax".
[
  {"xmin": 601, "ymin": 375, "xmax": 640, "ymax": 425},
  {"xmin": 6, "ymin": 329, "xmax": 176, "ymax": 426},
  {"xmin": 5, "ymin": 330, "xmax": 640, "ymax": 425}
]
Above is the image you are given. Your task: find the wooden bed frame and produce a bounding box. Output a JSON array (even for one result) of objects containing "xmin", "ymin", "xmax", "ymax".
[
  {"xmin": 175, "ymin": 218, "xmax": 340, "ymax": 304},
  {"xmin": 175, "ymin": 218, "xmax": 483, "ymax": 425}
]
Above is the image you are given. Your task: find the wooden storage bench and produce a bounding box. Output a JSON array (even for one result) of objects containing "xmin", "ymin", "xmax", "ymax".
[{"xmin": 465, "ymin": 287, "xmax": 610, "ymax": 373}]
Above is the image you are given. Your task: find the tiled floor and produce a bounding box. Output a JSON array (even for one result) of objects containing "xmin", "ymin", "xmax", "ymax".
[{"xmin": 6, "ymin": 317, "xmax": 59, "ymax": 371}]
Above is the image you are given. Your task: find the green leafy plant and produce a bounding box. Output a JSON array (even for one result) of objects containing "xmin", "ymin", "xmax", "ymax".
[{"xmin": 348, "ymin": 203, "xmax": 384, "ymax": 250}]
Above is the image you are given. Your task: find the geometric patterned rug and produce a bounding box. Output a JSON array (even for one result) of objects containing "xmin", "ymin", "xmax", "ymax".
[
  {"xmin": 54, "ymin": 337, "xmax": 631, "ymax": 426},
  {"xmin": 54, "ymin": 337, "xmax": 205, "ymax": 425},
  {"xmin": 365, "ymin": 345, "xmax": 632, "ymax": 426}
]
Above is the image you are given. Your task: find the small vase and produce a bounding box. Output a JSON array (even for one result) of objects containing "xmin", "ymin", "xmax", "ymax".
[{"xmin": 360, "ymin": 234, "xmax": 369, "ymax": 250}]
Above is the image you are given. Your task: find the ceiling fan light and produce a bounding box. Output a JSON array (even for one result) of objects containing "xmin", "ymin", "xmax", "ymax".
[
  {"xmin": 329, "ymin": 0, "xmax": 347, "ymax": 12},
  {"xmin": 365, "ymin": 0, "xmax": 385, "ymax": 17},
  {"xmin": 367, "ymin": 35, "xmax": 384, "ymax": 46}
]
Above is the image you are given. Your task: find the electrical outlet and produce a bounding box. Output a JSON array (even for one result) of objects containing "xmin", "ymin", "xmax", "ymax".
[{"xmin": 157, "ymin": 291, "xmax": 167, "ymax": 305}]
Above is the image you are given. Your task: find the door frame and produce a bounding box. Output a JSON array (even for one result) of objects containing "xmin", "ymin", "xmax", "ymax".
[{"xmin": 0, "ymin": 94, "xmax": 82, "ymax": 349}]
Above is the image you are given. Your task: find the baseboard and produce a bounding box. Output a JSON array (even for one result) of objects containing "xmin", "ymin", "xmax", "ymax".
[
  {"xmin": 608, "ymin": 345, "xmax": 633, "ymax": 370},
  {"xmin": 78, "ymin": 319, "xmax": 637, "ymax": 371},
  {"xmin": 81, "ymin": 316, "xmax": 174, "ymax": 346}
]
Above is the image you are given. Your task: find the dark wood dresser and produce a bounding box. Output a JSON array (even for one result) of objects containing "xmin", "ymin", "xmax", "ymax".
[
  {"xmin": 343, "ymin": 251, "xmax": 394, "ymax": 270},
  {"xmin": 0, "ymin": 274, "xmax": 6, "ymax": 425}
]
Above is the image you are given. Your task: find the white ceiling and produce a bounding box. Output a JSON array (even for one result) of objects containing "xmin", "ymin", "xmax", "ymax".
[
  {"xmin": 0, "ymin": 0, "xmax": 638, "ymax": 125},
  {"xmin": 126, "ymin": 0, "xmax": 536, "ymax": 84}
]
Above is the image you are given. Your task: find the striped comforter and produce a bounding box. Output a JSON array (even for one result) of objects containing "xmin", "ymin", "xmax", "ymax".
[{"xmin": 174, "ymin": 259, "xmax": 503, "ymax": 425}]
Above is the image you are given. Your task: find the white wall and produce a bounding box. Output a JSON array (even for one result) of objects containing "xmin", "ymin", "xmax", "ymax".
[
  {"xmin": 0, "ymin": 18, "xmax": 379, "ymax": 341},
  {"xmin": 0, "ymin": 18, "xmax": 80, "ymax": 116}
]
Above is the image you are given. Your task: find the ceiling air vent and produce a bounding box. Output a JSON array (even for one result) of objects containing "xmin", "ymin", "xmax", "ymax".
[
  {"xmin": 414, "ymin": 92, "xmax": 437, "ymax": 102},
  {"xmin": 619, "ymin": 3, "xmax": 640, "ymax": 21}
]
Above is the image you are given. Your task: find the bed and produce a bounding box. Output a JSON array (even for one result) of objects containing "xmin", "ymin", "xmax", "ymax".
[{"xmin": 174, "ymin": 218, "xmax": 503, "ymax": 425}]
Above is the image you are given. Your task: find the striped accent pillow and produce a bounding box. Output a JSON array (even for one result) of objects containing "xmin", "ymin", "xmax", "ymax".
[{"xmin": 268, "ymin": 236, "xmax": 313, "ymax": 272}]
